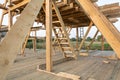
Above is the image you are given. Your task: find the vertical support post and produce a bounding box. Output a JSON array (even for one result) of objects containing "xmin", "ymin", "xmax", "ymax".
[
  {"xmin": 33, "ymin": 31, "xmax": 36, "ymax": 53},
  {"xmin": 8, "ymin": 0, "xmax": 13, "ymax": 30},
  {"xmin": 46, "ymin": 0, "xmax": 52, "ymax": 72},
  {"xmin": 101, "ymin": 35, "xmax": 104, "ymax": 51},
  {"xmin": 0, "ymin": 0, "xmax": 8, "ymax": 28},
  {"xmin": 76, "ymin": 27, "xmax": 79, "ymax": 50}
]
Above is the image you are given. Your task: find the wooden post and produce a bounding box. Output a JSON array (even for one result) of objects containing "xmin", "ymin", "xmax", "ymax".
[
  {"xmin": 21, "ymin": 31, "xmax": 31, "ymax": 56},
  {"xmin": 46, "ymin": 0, "xmax": 52, "ymax": 72},
  {"xmin": 101, "ymin": 35, "xmax": 104, "ymax": 51},
  {"xmin": 78, "ymin": 22, "xmax": 93, "ymax": 51},
  {"xmin": 0, "ymin": 12, "xmax": 4, "ymax": 28},
  {"xmin": 0, "ymin": 0, "xmax": 8, "ymax": 28},
  {"xmin": 33, "ymin": 31, "xmax": 37, "ymax": 53},
  {"xmin": 0, "ymin": 0, "xmax": 44, "ymax": 79},
  {"xmin": 76, "ymin": 27, "xmax": 79, "ymax": 50},
  {"xmin": 8, "ymin": 0, "xmax": 13, "ymax": 30}
]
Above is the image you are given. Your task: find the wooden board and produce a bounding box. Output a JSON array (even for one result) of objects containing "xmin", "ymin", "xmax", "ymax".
[
  {"xmin": 46, "ymin": 0, "xmax": 53, "ymax": 72},
  {"xmin": 0, "ymin": 0, "xmax": 44, "ymax": 79},
  {"xmin": 6, "ymin": 50, "xmax": 120, "ymax": 80},
  {"xmin": 57, "ymin": 72, "xmax": 80, "ymax": 80},
  {"xmin": 15, "ymin": 71, "xmax": 72, "ymax": 80},
  {"xmin": 75, "ymin": 0, "xmax": 120, "ymax": 58}
]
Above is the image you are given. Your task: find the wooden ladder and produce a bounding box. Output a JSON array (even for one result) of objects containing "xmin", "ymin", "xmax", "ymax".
[
  {"xmin": 52, "ymin": 1, "xmax": 77, "ymax": 59},
  {"xmin": 52, "ymin": 27, "xmax": 72, "ymax": 52}
]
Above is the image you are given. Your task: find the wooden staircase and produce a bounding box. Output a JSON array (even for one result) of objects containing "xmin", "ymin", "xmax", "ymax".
[{"xmin": 52, "ymin": 1, "xmax": 77, "ymax": 59}]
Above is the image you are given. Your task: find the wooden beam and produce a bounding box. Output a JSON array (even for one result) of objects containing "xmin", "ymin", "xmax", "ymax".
[
  {"xmin": 76, "ymin": 0, "xmax": 120, "ymax": 58},
  {"xmin": 87, "ymin": 30, "xmax": 99, "ymax": 52},
  {"xmin": 78, "ymin": 22, "xmax": 93, "ymax": 51},
  {"xmin": 0, "ymin": 0, "xmax": 44, "ymax": 79},
  {"xmin": 8, "ymin": 0, "xmax": 13, "ymax": 30},
  {"xmin": 21, "ymin": 31, "xmax": 30, "ymax": 56},
  {"xmin": 46, "ymin": 0, "xmax": 52, "ymax": 72},
  {"xmin": 33, "ymin": 31, "xmax": 37, "ymax": 53},
  {"xmin": 101, "ymin": 35, "xmax": 104, "ymax": 51}
]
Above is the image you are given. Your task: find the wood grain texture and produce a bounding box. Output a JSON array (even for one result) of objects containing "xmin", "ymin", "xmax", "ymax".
[
  {"xmin": 76, "ymin": 0, "xmax": 120, "ymax": 58},
  {"xmin": 0, "ymin": 0, "xmax": 44, "ymax": 79}
]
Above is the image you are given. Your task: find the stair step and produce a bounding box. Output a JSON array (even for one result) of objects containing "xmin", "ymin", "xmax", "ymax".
[
  {"xmin": 66, "ymin": 55, "xmax": 76, "ymax": 58},
  {"xmin": 58, "ymin": 38, "xmax": 67, "ymax": 40},
  {"xmin": 59, "ymin": 43, "xmax": 69, "ymax": 45},
  {"xmin": 62, "ymin": 47, "xmax": 71, "ymax": 49},
  {"xmin": 53, "ymin": 27, "xmax": 62, "ymax": 29},
  {"xmin": 52, "ymin": 21, "xmax": 60, "ymax": 23},
  {"xmin": 62, "ymin": 47, "xmax": 71, "ymax": 50},
  {"xmin": 58, "ymin": 32, "xmax": 65, "ymax": 34},
  {"xmin": 64, "ymin": 51, "xmax": 72, "ymax": 54}
]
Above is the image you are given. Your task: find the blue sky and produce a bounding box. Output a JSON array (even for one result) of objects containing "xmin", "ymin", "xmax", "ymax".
[{"xmin": 0, "ymin": 0, "xmax": 120, "ymax": 38}]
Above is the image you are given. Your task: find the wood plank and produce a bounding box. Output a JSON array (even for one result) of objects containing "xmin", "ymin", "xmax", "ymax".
[
  {"xmin": 46, "ymin": 0, "xmax": 53, "ymax": 72},
  {"xmin": 8, "ymin": 0, "xmax": 13, "ymax": 30},
  {"xmin": 0, "ymin": 0, "xmax": 44, "ymax": 79},
  {"xmin": 57, "ymin": 72, "xmax": 80, "ymax": 80},
  {"xmin": 78, "ymin": 22, "xmax": 93, "ymax": 51},
  {"xmin": 76, "ymin": 27, "xmax": 79, "ymax": 50},
  {"xmin": 75, "ymin": 0, "xmax": 120, "ymax": 58},
  {"xmin": 21, "ymin": 31, "xmax": 30, "ymax": 55},
  {"xmin": 87, "ymin": 30, "xmax": 99, "ymax": 52},
  {"xmin": 15, "ymin": 71, "xmax": 72, "ymax": 80}
]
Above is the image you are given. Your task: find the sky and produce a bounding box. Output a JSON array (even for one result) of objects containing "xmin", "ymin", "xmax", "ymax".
[{"xmin": 0, "ymin": 0, "xmax": 120, "ymax": 38}]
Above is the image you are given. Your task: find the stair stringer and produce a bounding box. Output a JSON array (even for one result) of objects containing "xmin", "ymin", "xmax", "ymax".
[{"xmin": 52, "ymin": 1, "xmax": 77, "ymax": 59}]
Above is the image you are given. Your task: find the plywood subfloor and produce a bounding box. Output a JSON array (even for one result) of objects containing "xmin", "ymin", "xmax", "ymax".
[{"xmin": 6, "ymin": 49, "xmax": 120, "ymax": 80}]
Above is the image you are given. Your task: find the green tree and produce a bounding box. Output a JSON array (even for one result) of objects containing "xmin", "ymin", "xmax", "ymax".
[
  {"xmin": 86, "ymin": 37, "xmax": 92, "ymax": 41},
  {"xmin": 97, "ymin": 35, "xmax": 102, "ymax": 41},
  {"xmin": 71, "ymin": 38, "xmax": 76, "ymax": 41}
]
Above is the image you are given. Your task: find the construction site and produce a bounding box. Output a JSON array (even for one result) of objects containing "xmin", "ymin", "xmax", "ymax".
[{"xmin": 0, "ymin": 0, "xmax": 120, "ymax": 80}]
